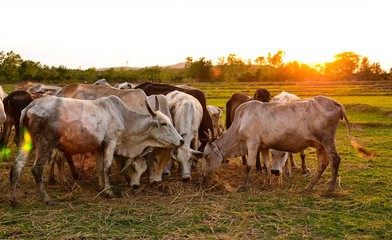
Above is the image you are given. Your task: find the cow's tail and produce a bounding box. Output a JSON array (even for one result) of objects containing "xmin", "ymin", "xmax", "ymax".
[{"xmin": 338, "ymin": 104, "xmax": 374, "ymax": 158}]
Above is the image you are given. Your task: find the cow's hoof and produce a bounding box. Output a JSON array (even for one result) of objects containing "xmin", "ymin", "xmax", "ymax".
[
  {"xmin": 301, "ymin": 188, "xmax": 312, "ymax": 194},
  {"xmin": 132, "ymin": 185, "xmax": 140, "ymax": 190},
  {"xmin": 181, "ymin": 177, "xmax": 191, "ymax": 182},
  {"xmin": 10, "ymin": 199, "xmax": 21, "ymax": 207},
  {"xmin": 44, "ymin": 200, "xmax": 55, "ymax": 206},
  {"xmin": 303, "ymin": 168, "xmax": 311, "ymax": 174},
  {"xmin": 322, "ymin": 189, "xmax": 334, "ymax": 197},
  {"xmin": 104, "ymin": 191, "xmax": 117, "ymax": 199},
  {"xmin": 291, "ymin": 165, "xmax": 300, "ymax": 169},
  {"xmin": 237, "ymin": 186, "xmax": 248, "ymax": 192}
]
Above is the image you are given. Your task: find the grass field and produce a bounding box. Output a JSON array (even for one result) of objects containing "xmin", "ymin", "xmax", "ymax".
[{"xmin": 1, "ymin": 81, "xmax": 392, "ymax": 239}]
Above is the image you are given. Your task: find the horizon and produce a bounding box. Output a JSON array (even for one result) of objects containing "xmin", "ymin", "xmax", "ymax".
[{"xmin": 3, "ymin": 0, "xmax": 392, "ymax": 71}]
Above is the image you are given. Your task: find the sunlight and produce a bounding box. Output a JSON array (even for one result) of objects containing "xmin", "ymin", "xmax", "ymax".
[{"xmin": 21, "ymin": 128, "xmax": 32, "ymax": 153}]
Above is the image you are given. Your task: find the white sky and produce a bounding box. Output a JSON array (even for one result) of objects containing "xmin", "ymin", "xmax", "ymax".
[{"xmin": 2, "ymin": 0, "xmax": 392, "ymax": 70}]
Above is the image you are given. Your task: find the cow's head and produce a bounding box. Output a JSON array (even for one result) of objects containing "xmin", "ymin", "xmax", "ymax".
[
  {"xmin": 147, "ymin": 147, "xmax": 172, "ymax": 183},
  {"xmin": 126, "ymin": 158, "xmax": 148, "ymax": 189},
  {"xmin": 252, "ymin": 88, "xmax": 271, "ymax": 102},
  {"xmin": 146, "ymin": 99, "xmax": 184, "ymax": 148},
  {"xmin": 202, "ymin": 129, "xmax": 224, "ymax": 172},
  {"xmin": 270, "ymin": 149, "xmax": 289, "ymax": 176},
  {"xmin": 171, "ymin": 144, "xmax": 203, "ymax": 179}
]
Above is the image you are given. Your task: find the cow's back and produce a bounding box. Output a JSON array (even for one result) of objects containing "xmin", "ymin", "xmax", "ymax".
[{"xmin": 234, "ymin": 97, "xmax": 343, "ymax": 152}]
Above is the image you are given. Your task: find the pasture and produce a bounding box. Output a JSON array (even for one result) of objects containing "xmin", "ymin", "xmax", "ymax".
[{"xmin": 1, "ymin": 81, "xmax": 392, "ymax": 239}]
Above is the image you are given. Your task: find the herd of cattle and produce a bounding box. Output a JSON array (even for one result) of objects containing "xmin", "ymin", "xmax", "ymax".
[{"xmin": 0, "ymin": 80, "xmax": 371, "ymax": 206}]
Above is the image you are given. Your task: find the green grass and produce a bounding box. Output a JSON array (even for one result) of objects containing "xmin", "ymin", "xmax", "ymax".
[{"xmin": 1, "ymin": 81, "xmax": 392, "ymax": 239}]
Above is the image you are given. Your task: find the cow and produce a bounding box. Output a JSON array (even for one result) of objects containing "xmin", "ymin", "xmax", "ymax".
[
  {"xmin": 10, "ymin": 95, "xmax": 184, "ymax": 205},
  {"xmin": 93, "ymin": 79, "xmax": 113, "ymax": 88},
  {"xmin": 15, "ymin": 81, "xmax": 63, "ymax": 95},
  {"xmin": 56, "ymin": 83, "xmax": 174, "ymax": 185},
  {"xmin": 270, "ymin": 91, "xmax": 310, "ymax": 177},
  {"xmin": 164, "ymin": 91, "xmax": 203, "ymax": 180},
  {"xmin": 0, "ymin": 86, "xmax": 7, "ymax": 100},
  {"xmin": 1, "ymin": 91, "xmax": 52, "ymax": 151},
  {"xmin": 0, "ymin": 99, "xmax": 5, "ymax": 134},
  {"xmin": 202, "ymin": 96, "xmax": 372, "ymax": 195},
  {"xmin": 225, "ymin": 88, "xmax": 271, "ymax": 170},
  {"xmin": 114, "ymin": 82, "xmax": 136, "ymax": 89},
  {"xmin": 207, "ymin": 105, "xmax": 224, "ymax": 137},
  {"xmin": 134, "ymin": 82, "xmax": 214, "ymax": 151},
  {"xmin": 120, "ymin": 94, "xmax": 175, "ymax": 184}
]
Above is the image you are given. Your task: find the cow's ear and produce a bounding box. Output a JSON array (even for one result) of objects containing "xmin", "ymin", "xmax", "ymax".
[
  {"xmin": 190, "ymin": 149, "xmax": 204, "ymax": 159},
  {"xmin": 150, "ymin": 119, "xmax": 159, "ymax": 128}
]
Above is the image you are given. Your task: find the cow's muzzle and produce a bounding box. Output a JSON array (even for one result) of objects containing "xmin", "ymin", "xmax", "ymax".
[{"xmin": 271, "ymin": 169, "xmax": 281, "ymax": 176}]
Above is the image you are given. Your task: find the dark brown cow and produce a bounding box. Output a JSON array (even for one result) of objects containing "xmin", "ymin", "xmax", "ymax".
[
  {"xmin": 225, "ymin": 88, "xmax": 271, "ymax": 170},
  {"xmin": 135, "ymin": 82, "xmax": 214, "ymax": 150}
]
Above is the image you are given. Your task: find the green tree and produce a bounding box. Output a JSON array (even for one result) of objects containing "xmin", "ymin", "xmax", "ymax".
[
  {"xmin": 0, "ymin": 51, "xmax": 22, "ymax": 83},
  {"xmin": 185, "ymin": 57, "xmax": 212, "ymax": 82},
  {"xmin": 18, "ymin": 60, "xmax": 41, "ymax": 81},
  {"xmin": 333, "ymin": 52, "xmax": 361, "ymax": 79}
]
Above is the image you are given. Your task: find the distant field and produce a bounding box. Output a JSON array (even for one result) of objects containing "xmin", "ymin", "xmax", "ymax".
[{"xmin": 1, "ymin": 81, "xmax": 392, "ymax": 239}]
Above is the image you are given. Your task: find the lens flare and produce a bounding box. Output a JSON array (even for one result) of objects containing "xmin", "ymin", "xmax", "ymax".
[{"xmin": 21, "ymin": 129, "xmax": 32, "ymax": 153}]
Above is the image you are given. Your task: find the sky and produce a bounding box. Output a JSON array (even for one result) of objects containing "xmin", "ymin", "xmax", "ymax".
[{"xmin": 2, "ymin": 0, "xmax": 392, "ymax": 71}]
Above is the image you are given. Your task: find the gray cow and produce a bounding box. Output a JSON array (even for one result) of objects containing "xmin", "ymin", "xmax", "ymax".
[{"xmin": 203, "ymin": 96, "xmax": 371, "ymax": 195}]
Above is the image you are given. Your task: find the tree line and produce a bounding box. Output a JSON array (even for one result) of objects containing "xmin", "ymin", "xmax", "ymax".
[{"xmin": 0, "ymin": 50, "xmax": 391, "ymax": 84}]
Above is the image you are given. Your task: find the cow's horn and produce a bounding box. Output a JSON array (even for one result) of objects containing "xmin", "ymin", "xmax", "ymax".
[
  {"xmin": 121, "ymin": 158, "xmax": 133, "ymax": 173},
  {"xmin": 155, "ymin": 96, "xmax": 160, "ymax": 110},
  {"xmin": 146, "ymin": 100, "xmax": 156, "ymax": 116},
  {"xmin": 207, "ymin": 129, "xmax": 213, "ymax": 144}
]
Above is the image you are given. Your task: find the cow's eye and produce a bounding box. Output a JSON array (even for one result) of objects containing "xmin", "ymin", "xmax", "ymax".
[{"xmin": 161, "ymin": 123, "xmax": 167, "ymax": 127}]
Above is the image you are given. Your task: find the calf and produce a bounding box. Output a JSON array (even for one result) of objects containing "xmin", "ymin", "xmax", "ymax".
[{"xmin": 207, "ymin": 105, "xmax": 224, "ymax": 137}]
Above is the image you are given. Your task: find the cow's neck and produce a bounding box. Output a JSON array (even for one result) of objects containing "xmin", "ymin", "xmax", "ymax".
[{"xmin": 215, "ymin": 128, "xmax": 247, "ymax": 159}]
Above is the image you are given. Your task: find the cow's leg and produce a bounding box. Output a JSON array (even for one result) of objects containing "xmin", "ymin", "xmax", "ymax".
[
  {"xmin": 10, "ymin": 146, "xmax": 31, "ymax": 206},
  {"xmin": 96, "ymin": 150, "xmax": 105, "ymax": 188},
  {"xmin": 304, "ymin": 148, "xmax": 329, "ymax": 192},
  {"xmin": 64, "ymin": 153, "xmax": 79, "ymax": 180},
  {"xmin": 289, "ymin": 153, "xmax": 300, "ymax": 169},
  {"xmin": 31, "ymin": 148, "xmax": 53, "ymax": 205},
  {"xmin": 324, "ymin": 145, "xmax": 341, "ymax": 195},
  {"xmin": 0, "ymin": 119, "xmax": 12, "ymax": 161},
  {"xmin": 241, "ymin": 155, "xmax": 247, "ymax": 166},
  {"xmin": 300, "ymin": 150, "xmax": 311, "ymax": 174},
  {"xmin": 284, "ymin": 157, "xmax": 291, "ymax": 177},
  {"xmin": 256, "ymin": 151, "xmax": 262, "ymax": 172},
  {"xmin": 261, "ymin": 149, "xmax": 271, "ymax": 187},
  {"xmin": 240, "ymin": 142, "xmax": 259, "ymax": 191},
  {"xmin": 102, "ymin": 144, "xmax": 116, "ymax": 198},
  {"xmin": 47, "ymin": 152, "xmax": 58, "ymax": 185}
]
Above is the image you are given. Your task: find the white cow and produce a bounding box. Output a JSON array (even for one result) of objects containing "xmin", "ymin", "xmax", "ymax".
[
  {"xmin": 270, "ymin": 91, "xmax": 310, "ymax": 177},
  {"xmin": 207, "ymin": 105, "xmax": 224, "ymax": 137},
  {"xmin": 114, "ymin": 82, "xmax": 136, "ymax": 89},
  {"xmin": 93, "ymin": 79, "xmax": 113, "ymax": 88},
  {"xmin": 0, "ymin": 86, "xmax": 7, "ymax": 100},
  {"xmin": 203, "ymin": 96, "xmax": 372, "ymax": 195},
  {"xmin": 10, "ymin": 95, "xmax": 183, "ymax": 205},
  {"xmin": 165, "ymin": 90, "xmax": 203, "ymax": 180}
]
